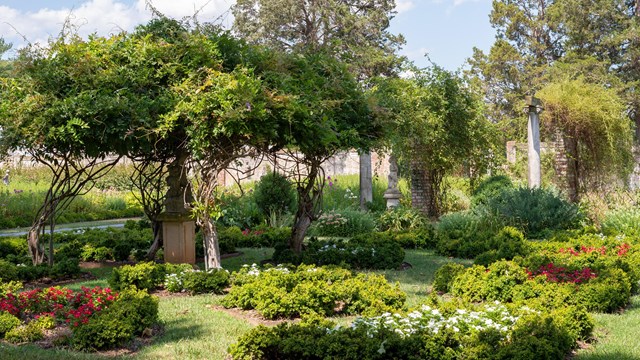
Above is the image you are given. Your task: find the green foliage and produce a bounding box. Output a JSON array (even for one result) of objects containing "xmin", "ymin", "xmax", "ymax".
[
  {"xmin": 0, "ymin": 278, "xmax": 22, "ymax": 297},
  {"xmin": 72, "ymin": 289, "xmax": 159, "ymax": 351},
  {"xmin": 4, "ymin": 322, "xmax": 44, "ymax": 343},
  {"xmin": 435, "ymin": 211, "xmax": 500, "ymax": 258},
  {"xmin": 222, "ymin": 264, "xmax": 405, "ymax": 319},
  {"xmin": 538, "ymin": 77, "xmax": 633, "ymax": 194},
  {"xmin": 433, "ymin": 263, "xmax": 467, "ymax": 293},
  {"xmin": 0, "ymin": 237, "xmax": 28, "ymax": 258},
  {"xmin": 480, "ymin": 186, "xmax": 583, "ymax": 238},
  {"xmin": 377, "ymin": 206, "xmax": 428, "ymax": 232},
  {"xmin": 33, "ymin": 314, "xmax": 56, "ymax": 330},
  {"xmin": 310, "ymin": 209, "xmax": 376, "ymax": 237},
  {"xmin": 217, "ymin": 226, "xmax": 290, "ymax": 248},
  {"xmin": 181, "ymin": 269, "xmax": 231, "ymax": 295},
  {"xmin": 601, "ymin": 208, "xmax": 640, "ymax": 237},
  {"xmin": 273, "ymin": 235, "xmax": 405, "ymax": 270},
  {"xmin": 253, "ymin": 171, "xmax": 296, "ymax": 218},
  {"xmin": 373, "ymin": 66, "xmax": 498, "ymax": 217},
  {"xmin": 471, "ymin": 175, "xmax": 514, "ymax": 207},
  {"xmin": 109, "ymin": 262, "xmax": 164, "ymax": 291},
  {"xmin": 473, "ymin": 227, "xmax": 529, "ymax": 266},
  {"xmin": 230, "ymin": 302, "xmax": 579, "ymax": 360},
  {"xmin": 0, "ymin": 312, "xmax": 21, "ymax": 337},
  {"xmin": 0, "ymin": 259, "xmax": 19, "ymax": 281}
]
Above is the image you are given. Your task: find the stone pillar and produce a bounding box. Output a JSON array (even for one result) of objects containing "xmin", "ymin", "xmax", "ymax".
[
  {"xmin": 160, "ymin": 153, "xmax": 196, "ymax": 264},
  {"xmin": 383, "ymin": 155, "xmax": 402, "ymax": 209},
  {"xmin": 506, "ymin": 141, "xmax": 517, "ymax": 164},
  {"xmin": 359, "ymin": 152, "xmax": 373, "ymax": 209},
  {"xmin": 526, "ymin": 96, "xmax": 542, "ymax": 188}
]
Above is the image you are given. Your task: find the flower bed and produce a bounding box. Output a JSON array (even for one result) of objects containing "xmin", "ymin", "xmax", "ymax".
[
  {"xmin": 222, "ymin": 264, "xmax": 406, "ymax": 319},
  {"xmin": 0, "ymin": 285, "xmax": 158, "ymax": 351},
  {"xmin": 229, "ymin": 302, "xmax": 580, "ymax": 360}
]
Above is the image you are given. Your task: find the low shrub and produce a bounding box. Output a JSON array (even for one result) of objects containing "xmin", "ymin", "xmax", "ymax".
[
  {"xmin": 229, "ymin": 302, "xmax": 577, "ymax": 360},
  {"xmin": 216, "ymin": 226, "xmax": 290, "ymax": 249},
  {"xmin": 0, "ymin": 312, "xmax": 21, "ymax": 336},
  {"xmin": 473, "ymin": 227, "xmax": 530, "ymax": 266},
  {"xmin": 4, "ymin": 322, "xmax": 44, "ymax": 343},
  {"xmin": 222, "ymin": 264, "xmax": 405, "ymax": 319},
  {"xmin": 180, "ymin": 269, "xmax": 230, "ymax": 295},
  {"xmin": 432, "ymin": 263, "xmax": 466, "ymax": 293},
  {"xmin": 435, "ymin": 211, "xmax": 497, "ymax": 258},
  {"xmin": 0, "ymin": 279, "xmax": 22, "ymax": 297},
  {"xmin": 273, "ymin": 235, "xmax": 405, "ymax": 270},
  {"xmin": 450, "ymin": 259, "xmax": 633, "ymax": 313},
  {"xmin": 71, "ymin": 288, "xmax": 159, "ymax": 351},
  {"xmin": 471, "ymin": 175, "xmax": 513, "ymax": 208},
  {"xmin": 309, "ymin": 209, "xmax": 376, "ymax": 237},
  {"xmin": 601, "ymin": 208, "xmax": 640, "ymax": 237},
  {"xmin": 109, "ymin": 262, "xmax": 164, "ymax": 291},
  {"xmin": 479, "ymin": 186, "xmax": 582, "ymax": 238},
  {"xmin": 0, "ymin": 237, "xmax": 28, "ymax": 258},
  {"xmin": 377, "ymin": 206, "xmax": 428, "ymax": 232}
]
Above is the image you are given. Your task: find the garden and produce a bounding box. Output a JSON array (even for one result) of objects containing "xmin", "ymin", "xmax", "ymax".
[
  {"xmin": 1, "ymin": 1, "xmax": 640, "ymax": 359},
  {"xmin": 1, "ymin": 170, "xmax": 640, "ymax": 359}
]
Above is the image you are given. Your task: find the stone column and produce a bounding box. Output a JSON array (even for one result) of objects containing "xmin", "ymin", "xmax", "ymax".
[
  {"xmin": 383, "ymin": 155, "xmax": 402, "ymax": 209},
  {"xmin": 159, "ymin": 152, "xmax": 195, "ymax": 264},
  {"xmin": 526, "ymin": 96, "xmax": 542, "ymax": 188},
  {"xmin": 359, "ymin": 152, "xmax": 373, "ymax": 209}
]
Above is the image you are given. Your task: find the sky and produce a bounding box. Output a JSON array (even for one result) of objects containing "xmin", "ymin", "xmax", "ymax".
[{"xmin": 0, "ymin": 0, "xmax": 496, "ymax": 71}]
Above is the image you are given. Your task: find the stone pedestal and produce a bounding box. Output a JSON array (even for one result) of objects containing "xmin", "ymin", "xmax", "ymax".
[
  {"xmin": 383, "ymin": 188, "xmax": 402, "ymax": 209},
  {"xmin": 159, "ymin": 213, "xmax": 195, "ymax": 264}
]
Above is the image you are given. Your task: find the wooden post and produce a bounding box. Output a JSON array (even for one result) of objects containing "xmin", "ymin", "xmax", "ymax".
[{"xmin": 526, "ymin": 96, "xmax": 542, "ymax": 188}]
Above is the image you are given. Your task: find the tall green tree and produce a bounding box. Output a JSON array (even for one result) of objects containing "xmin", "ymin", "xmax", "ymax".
[
  {"xmin": 374, "ymin": 66, "xmax": 497, "ymax": 218},
  {"xmin": 259, "ymin": 51, "xmax": 381, "ymax": 253}
]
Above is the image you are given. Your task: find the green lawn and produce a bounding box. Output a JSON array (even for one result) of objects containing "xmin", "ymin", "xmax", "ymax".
[{"xmin": 1, "ymin": 248, "xmax": 639, "ymax": 359}]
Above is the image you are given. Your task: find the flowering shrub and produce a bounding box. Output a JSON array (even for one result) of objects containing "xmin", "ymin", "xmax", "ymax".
[
  {"xmin": 222, "ymin": 264, "xmax": 405, "ymax": 319},
  {"xmin": 229, "ymin": 303, "xmax": 576, "ymax": 360},
  {"xmin": 309, "ymin": 209, "xmax": 376, "ymax": 237},
  {"xmin": 527, "ymin": 263, "xmax": 597, "ymax": 284},
  {"xmin": 164, "ymin": 268, "xmax": 230, "ymax": 295},
  {"xmin": 71, "ymin": 288, "xmax": 158, "ymax": 351}
]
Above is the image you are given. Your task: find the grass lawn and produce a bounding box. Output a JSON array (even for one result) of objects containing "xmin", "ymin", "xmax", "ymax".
[{"xmin": 1, "ymin": 248, "xmax": 638, "ymax": 360}]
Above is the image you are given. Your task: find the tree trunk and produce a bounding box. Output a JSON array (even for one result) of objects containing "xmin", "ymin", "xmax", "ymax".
[
  {"xmin": 290, "ymin": 164, "xmax": 320, "ymax": 254},
  {"xmin": 202, "ymin": 218, "xmax": 221, "ymax": 270},
  {"xmin": 27, "ymin": 221, "xmax": 45, "ymax": 265},
  {"xmin": 410, "ymin": 158, "xmax": 439, "ymax": 219},
  {"xmin": 290, "ymin": 202, "xmax": 313, "ymax": 254},
  {"xmin": 146, "ymin": 220, "xmax": 163, "ymax": 261}
]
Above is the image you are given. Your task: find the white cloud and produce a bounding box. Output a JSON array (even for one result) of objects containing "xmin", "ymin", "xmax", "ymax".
[
  {"xmin": 395, "ymin": 0, "xmax": 415, "ymax": 13},
  {"xmin": 0, "ymin": 0, "xmax": 234, "ymax": 58}
]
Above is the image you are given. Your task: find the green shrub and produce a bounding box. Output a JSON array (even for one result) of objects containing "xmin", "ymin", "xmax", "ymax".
[
  {"xmin": 435, "ymin": 211, "xmax": 496, "ymax": 258},
  {"xmin": 480, "ymin": 186, "xmax": 582, "ymax": 238},
  {"xmin": 0, "ymin": 237, "xmax": 28, "ymax": 258},
  {"xmin": 71, "ymin": 289, "xmax": 159, "ymax": 351},
  {"xmin": 0, "ymin": 278, "xmax": 22, "ymax": 297},
  {"xmin": 471, "ymin": 175, "xmax": 513, "ymax": 207},
  {"xmin": 216, "ymin": 226, "xmax": 290, "ymax": 248},
  {"xmin": 109, "ymin": 262, "xmax": 164, "ymax": 291},
  {"xmin": 273, "ymin": 235, "xmax": 405, "ymax": 270},
  {"xmin": 55, "ymin": 241, "xmax": 83, "ymax": 261},
  {"xmin": 496, "ymin": 313, "xmax": 573, "ymax": 360},
  {"xmin": 601, "ymin": 208, "xmax": 640, "ymax": 237},
  {"xmin": 4, "ymin": 322, "xmax": 44, "ymax": 343},
  {"xmin": 473, "ymin": 227, "xmax": 529, "ymax": 266},
  {"xmin": 310, "ymin": 209, "xmax": 376, "ymax": 237},
  {"xmin": 0, "ymin": 260, "xmax": 19, "ymax": 281},
  {"xmin": 0, "ymin": 312, "xmax": 21, "ymax": 337},
  {"xmin": 182, "ymin": 269, "xmax": 230, "ymax": 295},
  {"xmin": 229, "ymin": 302, "xmax": 578, "ymax": 360},
  {"xmin": 377, "ymin": 206, "xmax": 427, "ymax": 232},
  {"xmin": 451, "ymin": 261, "xmax": 529, "ymax": 303},
  {"xmin": 576, "ymin": 268, "xmax": 631, "ymax": 313},
  {"xmin": 253, "ymin": 171, "xmax": 296, "ymax": 218},
  {"xmin": 433, "ymin": 263, "xmax": 466, "ymax": 293},
  {"xmin": 222, "ymin": 264, "xmax": 405, "ymax": 319},
  {"xmin": 49, "ymin": 257, "xmax": 81, "ymax": 279},
  {"xmin": 33, "ymin": 314, "xmax": 56, "ymax": 330}
]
